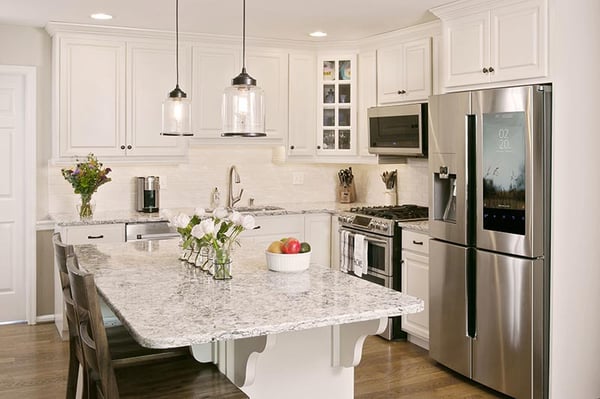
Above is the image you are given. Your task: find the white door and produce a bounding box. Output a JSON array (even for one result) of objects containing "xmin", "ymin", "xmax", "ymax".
[{"xmin": 0, "ymin": 66, "xmax": 36, "ymax": 324}]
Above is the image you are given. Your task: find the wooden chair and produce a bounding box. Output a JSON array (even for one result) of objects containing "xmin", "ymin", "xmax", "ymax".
[
  {"xmin": 52, "ymin": 233, "xmax": 188, "ymax": 399},
  {"xmin": 66, "ymin": 256, "xmax": 247, "ymax": 399}
]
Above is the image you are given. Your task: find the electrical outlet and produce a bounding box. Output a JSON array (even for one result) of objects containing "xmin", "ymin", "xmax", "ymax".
[{"xmin": 292, "ymin": 172, "xmax": 304, "ymax": 185}]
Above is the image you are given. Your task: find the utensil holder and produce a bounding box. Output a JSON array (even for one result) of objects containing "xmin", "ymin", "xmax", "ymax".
[
  {"xmin": 338, "ymin": 182, "xmax": 356, "ymax": 203},
  {"xmin": 383, "ymin": 189, "xmax": 397, "ymax": 206}
]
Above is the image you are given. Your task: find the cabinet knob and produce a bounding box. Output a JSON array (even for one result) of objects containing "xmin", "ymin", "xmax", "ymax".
[
  {"xmin": 127, "ymin": 145, "xmax": 132, "ymax": 150},
  {"xmin": 317, "ymin": 145, "xmax": 321, "ymax": 150},
  {"xmin": 120, "ymin": 145, "xmax": 126, "ymax": 150},
  {"xmin": 482, "ymin": 67, "xmax": 489, "ymax": 74},
  {"xmin": 488, "ymin": 66, "xmax": 495, "ymax": 73},
  {"xmin": 290, "ymin": 145, "xmax": 295, "ymax": 150},
  {"xmin": 397, "ymin": 90, "xmax": 407, "ymax": 94}
]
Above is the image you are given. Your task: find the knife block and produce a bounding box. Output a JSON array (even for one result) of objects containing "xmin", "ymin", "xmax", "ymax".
[{"xmin": 338, "ymin": 182, "xmax": 356, "ymax": 203}]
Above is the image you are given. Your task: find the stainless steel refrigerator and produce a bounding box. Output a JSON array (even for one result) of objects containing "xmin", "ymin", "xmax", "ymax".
[{"xmin": 428, "ymin": 85, "xmax": 551, "ymax": 399}]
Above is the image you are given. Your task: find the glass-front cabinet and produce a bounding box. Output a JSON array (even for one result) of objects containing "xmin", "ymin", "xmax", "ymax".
[{"xmin": 317, "ymin": 55, "xmax": 357, "ymax": 155}]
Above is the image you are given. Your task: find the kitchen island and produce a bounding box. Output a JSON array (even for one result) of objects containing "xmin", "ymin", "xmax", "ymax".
[{"xmin": 73, "ymin": 239, "xmax": 423, "ymax": 398}]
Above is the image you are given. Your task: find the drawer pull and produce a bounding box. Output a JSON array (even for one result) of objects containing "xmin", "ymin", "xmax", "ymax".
[
  {"xmin": 412, "ymin": 240, "xmax": 424, "ymax": 245},
  {"xmin": 87, "ymin": 235, "xmax": 105, "ymax": 240}
]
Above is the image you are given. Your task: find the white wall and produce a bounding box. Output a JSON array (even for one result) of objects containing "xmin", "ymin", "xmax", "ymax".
[
  {"xmin": 0, "ymin": 24, "xmax": 52, "ymax": 220},
  {"xmin": 549, "ymin": 0, "xmax": 600, "ymax": 397}
]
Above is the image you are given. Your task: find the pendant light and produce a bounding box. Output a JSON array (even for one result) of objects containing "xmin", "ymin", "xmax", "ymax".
[
  {"xmin": 221, "ymin": 0, "xmax": 266, "ymax": 137},
  {"xmin": 161, "ymin": 0, "xmax": 192, "ymax": 136}
]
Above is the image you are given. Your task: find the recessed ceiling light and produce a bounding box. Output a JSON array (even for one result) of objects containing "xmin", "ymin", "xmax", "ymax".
[
  {"xmin": 309, "ymin": 31, "xmax": 327, "ymax": 38},
  {"xmin": 90, "ymin": 13, "xmax": 113, "ymax": 20}
]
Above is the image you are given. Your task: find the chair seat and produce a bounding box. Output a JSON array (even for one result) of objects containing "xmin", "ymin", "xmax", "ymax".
[{"xmin": 114, "ymin": 356, "xmax": 247, "ymax": 398}]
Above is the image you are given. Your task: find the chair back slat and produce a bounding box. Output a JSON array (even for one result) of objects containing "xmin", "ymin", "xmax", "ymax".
[
  {"xmin": 52, "ymin": 232, "xmax": 74, "ymax": 290},
  {"xmin": 67, "ymin": 256, "xmax": 120, "ymax": 399}
]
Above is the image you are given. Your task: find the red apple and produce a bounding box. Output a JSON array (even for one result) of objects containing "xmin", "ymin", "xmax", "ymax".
[{"xmin": 281, "ymin": 238, "xmax": 301, "ymax": 254}]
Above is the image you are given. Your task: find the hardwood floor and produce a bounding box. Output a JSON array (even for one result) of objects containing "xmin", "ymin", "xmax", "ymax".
[{"xmin": 0, "ymin": 323, "xmax": 506, "ymax": 398}]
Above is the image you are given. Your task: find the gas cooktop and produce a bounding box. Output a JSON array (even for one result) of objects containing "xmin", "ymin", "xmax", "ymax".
[{"xmin": 348, "ymin": 204, "xmax": 428, "ymax": 221}]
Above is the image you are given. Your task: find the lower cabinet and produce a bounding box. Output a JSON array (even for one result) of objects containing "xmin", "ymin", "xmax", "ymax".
[
  {"xmin": 304, "ymin": 213, "xmax": 331, "ymax": 268},
  {"xmin": 401, "ymin": 230, "xmax": 430, "ymax": 348},
  {"xmin": 54, "ymin": 223, "xmax": 126, "ymax": 339}
]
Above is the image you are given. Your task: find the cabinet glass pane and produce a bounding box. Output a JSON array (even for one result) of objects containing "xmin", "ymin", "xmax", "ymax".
[
  {"xmin": 323, "ymin": 108, "xmax": 335, "ymax": 126},
  {"xmin": 323, "ymin": 61, "xmax": 335, "ymax": 80},
  {"xmin": 323, "ymin": 130, "xmax": 335, "ymax": 149},
  {"xmin": 339, "ymin": 84, "xmax": 350, "ymax": 103},
  {"xmin": 339, "ymin": 60, "xmax": 351, "ymax": 80},
  {"xmin": 339, "ymin": 130, "xmax": 351, "ymax": 149},
  {"xmin": 338, "ymin": 108, "xmax": 350, "ymax": 127},
  {"xmin": 324, "ymin": 85, "xmax": 335, "ymax": 103}
]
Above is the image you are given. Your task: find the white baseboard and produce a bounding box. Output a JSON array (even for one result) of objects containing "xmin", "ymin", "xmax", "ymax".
[{"xmin": 407, "ymin": 334, "xmax": 429, "ymax": 350}]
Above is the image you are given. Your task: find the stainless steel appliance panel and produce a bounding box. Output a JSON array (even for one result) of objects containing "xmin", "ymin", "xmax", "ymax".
[
  {"xmin": 429, "ymin": 239, "xmax": 471, "ymax": 377},
  {"xmin": 473, "ymin": 249, "xmax": 544, "ymax": 399},
  {"xmin": 368, "ymin": 103, "xmax": 428, "ymax": 157},
  {"xmin": 428, "ymin": 91, "xmax": 472, "ymax": 246},
  {"xmin": 473, "ymin": 85, "xmax": 550, "ymax": 258}
]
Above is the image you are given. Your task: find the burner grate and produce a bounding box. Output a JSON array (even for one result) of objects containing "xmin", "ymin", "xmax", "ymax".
[{"xmin": 349, "ymin": 204, "xmax": 428, "ymax": 220}]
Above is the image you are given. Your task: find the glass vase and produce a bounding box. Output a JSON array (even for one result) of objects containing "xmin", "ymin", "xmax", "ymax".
[
  {"xmin": 77, "ymin": 194, "xmax": 95, "ymax": 220},
  {"xmin": 195, "ymin": 246, "xmax": 210, "ymax": 270},
  {"xmin": 212, "ymin": 247, "xmax": 232, "ymax": 280}
]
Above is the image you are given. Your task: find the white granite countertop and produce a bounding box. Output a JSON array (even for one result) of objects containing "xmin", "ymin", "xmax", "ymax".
[
  {"xmin": 73, "ymin": 239, "xmax": 424, "ymax": 349},
  {"xmin": 397, "ymin": 220, "xmax": 429, "ymax": 233}
]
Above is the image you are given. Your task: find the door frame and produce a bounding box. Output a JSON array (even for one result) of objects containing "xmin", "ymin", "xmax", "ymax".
[{"xmin": 0, "ymin": 65, "xmax": 37, "ymax": 324}]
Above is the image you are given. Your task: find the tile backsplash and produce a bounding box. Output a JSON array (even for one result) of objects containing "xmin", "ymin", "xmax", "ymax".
[{"xmin": 47, "ymin": 146, "xmax": 429, "ymax": 215}]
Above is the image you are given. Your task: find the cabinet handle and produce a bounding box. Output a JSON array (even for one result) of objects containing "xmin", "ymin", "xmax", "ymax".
[
  {"xmin": 120, "ymin": 145, "xmax": 126, "ymax": 150},
  {"xmin": 412, "ymin": 240, "xmax": 424, "ymax": 245},
  {"xmin": 290, "ymin": 145, "xmax": 295, "ymax": 150},
  {"xmin": 127, "ymin": 145, "xmax": 132, "ymax": 150},
  {"xmin": 482, "ymin": 67, "xmax": 489, "ymax": 74},
  {"xmin": 488, "ymin": 66, "xmax": 495, "ymax": 73},
  {"xmin": 397, "ymin": 90, "xmax": 407, "ymax": 94},
  {"xmin": 87, "ymin": 235, "xmax": 104, "ymax": 240}
]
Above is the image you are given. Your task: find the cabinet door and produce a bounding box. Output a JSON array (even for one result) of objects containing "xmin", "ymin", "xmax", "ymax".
[
  {"xmin": 127, "ymin": 41, "xmax": 189, "ymax": 157},
  {"xmin": 357, "ymin": 51, "xmax": 377, "ymax": 157},
  {"xmin": 376, "ymin": 44, "xmax": 404, "ymax": 104},
  {"xmin": 443, "ymin": 12, "xmax": 490, "ymax": 87},
  {"xmin": 401, "ymin": 250, "xmax": 429, "ymax": 341},
  {"xmin": 304, "ymin": 214, "xmax": 331, "ymax": 268},
  {"xmin": 246, "ymin": 51, "xmax": 288, "ymax": 141},
  {"xmin": 241, "ymin": 215, "xmax": 304, "ymax": 248},
  {"xmin": 403, "ymin": 38, "xmax": 432, "ymax": 102},
  {"xmin": 490, "ymin": 0, "xmax": 547, "ymax": 82},
  {"xmin": 191, "ymin": 46, "xmax": 240, "ymax": 139},
  {"xmin": 288, "ymin": 53, "xmax": 316, "ymax": 158},
  {"xmin": 58, "ymin": 37, "xmax": 126, "ymax": 157}
]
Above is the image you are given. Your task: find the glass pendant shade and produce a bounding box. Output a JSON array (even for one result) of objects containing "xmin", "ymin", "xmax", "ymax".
[
  {"xmin": 161, "ymin": 86, "xmax": 192, "ymax": 136},
  {"xmin": 222, "ymin": 80, "xmax": 265, "ymax": 137}
]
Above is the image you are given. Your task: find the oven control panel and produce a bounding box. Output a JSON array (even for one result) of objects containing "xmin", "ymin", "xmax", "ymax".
[{"xmin": 338, "ymin": 213, "xmax": 395, "ymax": 236}]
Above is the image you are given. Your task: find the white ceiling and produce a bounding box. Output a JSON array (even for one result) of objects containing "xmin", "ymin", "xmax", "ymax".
[{"xmin": 0, "ymin": 0, "xmax": 448, "ymax": 42}]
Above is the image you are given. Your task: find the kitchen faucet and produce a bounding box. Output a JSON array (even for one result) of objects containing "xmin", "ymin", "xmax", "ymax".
[{"xmin": 228, "ymin": 165, "xmax": 244, "ymax": 208}]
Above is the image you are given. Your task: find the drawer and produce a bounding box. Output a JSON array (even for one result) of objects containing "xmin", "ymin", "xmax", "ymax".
[
  {"xmin": 63, "ymin": 223, "xmax": 126, "ymax": 244},
  {"xmin": 402, "ymin": 230, "xmax": 429, "ymax": 254}
]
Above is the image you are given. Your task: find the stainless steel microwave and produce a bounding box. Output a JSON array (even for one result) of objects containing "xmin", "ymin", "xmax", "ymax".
[{"xmin": 368, "ymin": 103, "xmax": 428, "ymax": 157}]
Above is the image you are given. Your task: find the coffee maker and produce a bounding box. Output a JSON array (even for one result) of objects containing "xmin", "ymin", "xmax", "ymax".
[{"xmin": 136, "ymin": 176, "xmax": 160, "ymax": 213}]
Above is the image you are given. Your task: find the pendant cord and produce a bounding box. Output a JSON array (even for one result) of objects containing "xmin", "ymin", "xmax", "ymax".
[
  {"xmin": 242, "ymin": 0, "xmax": 246, "ymax": 70},
  {"xmin": 176, "ymin": 0, "xmax": 180, "ymax": 87}
]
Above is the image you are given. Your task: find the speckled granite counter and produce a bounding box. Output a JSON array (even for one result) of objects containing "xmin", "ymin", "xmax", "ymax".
[
  {"xmin": 73, "ymin": 239, "xmax": 423, "ymax": 349},
  {"xmin": 397, "ymin": 220, "xmax": 429, "ymax": 233}
]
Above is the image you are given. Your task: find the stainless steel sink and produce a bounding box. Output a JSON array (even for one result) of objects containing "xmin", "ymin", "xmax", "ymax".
[{"xmin": 232, "ymin": 205, "xmax": 285, "ymax": 212}]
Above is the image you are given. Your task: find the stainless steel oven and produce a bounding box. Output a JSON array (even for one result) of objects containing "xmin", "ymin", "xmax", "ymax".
[{"xmin": 338, "ymin": 204, "xmax": 428, "ymax": 340}]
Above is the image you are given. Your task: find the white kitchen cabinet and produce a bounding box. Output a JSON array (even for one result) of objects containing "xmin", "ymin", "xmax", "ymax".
[
  {"xmin": 287, "ymin": 52, "xmax": 317, "ymax": 158},
  {"xmin": 435, "ymin": 0, "xmax": 548, "ymax": 88},
  {"xmin": 191, "ymin": 46, "xmax": 240, "ymax": 140},
  {"xmin": 126, "ymin": 40, "xmax": 190, "ymax": 157},
  {"xmin": 317, "ymin": 54, "xmax": 357, "ymax": 156},
  {"xmin": 377, "ymin": 38, "xmax": 432, "ymax": 104},
  {"xmin": 56, "ymin": 36, "xmax": 127, "ymax": 158},
  {"xmin": 401, "ymin": 230, "xmax": 429, "ymax": 348},
  {"xmin": 242, "ymin": 214, "xmax": 305, "ymax": 248},
  {"xmin": 357, "ymin": 51, "xmax": 377, "ymax": 158},
  {"xmin": 304, "ymin": 213, "xmax": 331, "ymax": 268},
  {"xmin": 54, "ymin": 223, "xmax": 126, "ymax": 339}
]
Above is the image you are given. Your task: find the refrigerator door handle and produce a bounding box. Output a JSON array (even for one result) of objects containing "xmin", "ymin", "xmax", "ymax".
[{"xmin": 467, "ymin": 248, "xmax": 477, "ymax": 339}]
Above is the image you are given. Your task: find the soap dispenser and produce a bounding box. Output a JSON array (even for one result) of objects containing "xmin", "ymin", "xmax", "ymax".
[{"xmin": 211, "ymin": 187, "xmax": 221, "ymax": 209}]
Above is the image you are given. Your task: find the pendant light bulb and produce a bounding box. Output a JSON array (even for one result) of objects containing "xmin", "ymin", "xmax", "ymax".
[
  {"xmin": 221, "ymin": 0, "xmax": 266, "ymax": 137},
  {"xmin": 161, "ymin": 0, "xmax": 192, "ymax": 137}
]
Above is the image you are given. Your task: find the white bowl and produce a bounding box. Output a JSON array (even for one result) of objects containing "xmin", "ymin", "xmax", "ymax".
[{"xmin": 265, "ymin": 250, "xmax": 311, "ymax": 272}]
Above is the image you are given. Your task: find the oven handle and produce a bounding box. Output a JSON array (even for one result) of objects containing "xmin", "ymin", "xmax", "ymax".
[{"xmin": 338, "ymin": 229, "xmax": 390, "ymax": 246}]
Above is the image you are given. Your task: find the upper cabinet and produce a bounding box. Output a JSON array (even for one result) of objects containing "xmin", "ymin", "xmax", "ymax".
[
  {"xmin": 287, "ymin": 52, "xmax": 317, "ymax": 157},
  {"xmin": 377, "ymin": 38, "xmax": 432, "ymax": 104},
  {"xmin": 432, "ymin": 0, "xmax": 548, "ymax": 88},
  {"xmin": 317, "ymin": 54, "xmax": 357, "ymax": 156},
  {"xmin": 54, "ymin": 34, "xmax": 189, "ymax": 160}
]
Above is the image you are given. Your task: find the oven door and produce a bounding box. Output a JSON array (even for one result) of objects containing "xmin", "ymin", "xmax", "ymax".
[{"xmin": 339, "ymin": 227, "xmax": 394, "ymax": 277}]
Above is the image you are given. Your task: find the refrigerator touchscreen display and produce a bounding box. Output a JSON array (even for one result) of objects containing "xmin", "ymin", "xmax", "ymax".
[{"xmin": 482, "ymin": 111, "xmax": 526, "ymax": 235}]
